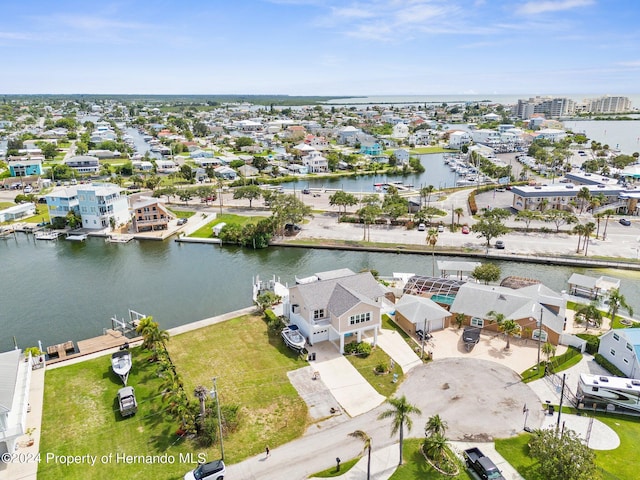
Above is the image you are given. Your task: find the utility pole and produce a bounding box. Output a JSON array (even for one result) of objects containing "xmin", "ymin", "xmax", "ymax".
[
  {"xmin": 421, "ymin": 318, "xmax": 427, "ymax": 359},
  {"xmin": 537, "ymin": 307, "xmax": 543, "ymax": 369},
  {"xmin": 557, "ymin": 373, "xmax": 567, "ymax": 430},
  {"xmin": 211, "ymin": 377, "xmax": 225, "ymax": 460}
]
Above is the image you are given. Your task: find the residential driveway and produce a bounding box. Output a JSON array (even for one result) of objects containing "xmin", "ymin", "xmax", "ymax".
[
  {"xmin": 307, "ymin": 342, "xmax": 385, "ymax": 417},
  {"xmin": 375, "ymin": 328, "xmax": 423, "ymax": 373},
  {"xmin": 450, "ymin": 441, "xmax": 524, "ymax": 480},
  {"xmin": 396, "ymin": 357, "xmax": 545, "ymax": 441}
]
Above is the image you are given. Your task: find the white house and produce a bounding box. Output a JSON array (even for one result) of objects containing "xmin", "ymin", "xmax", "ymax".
[
  {"xmin": 0, "ymin": 349, "xmax": 32, "ymax": 457},
  {"xmin": 393, "ymin": 148, "xmax": 410, "ymax": 165},
  {"xmin": 284, "ymin": 269, "xmax": 389, "ymax": 353},
  {"xmin": 598, "ymin": 329, "xmax": 640, "ymax": 379},
  {"xmin": 301, "ymin": 150, "xmax": 328, "ymax": 173},
  {"xmin": 392, "ymin": 123, "xmax": 409, "ymax": 139},
  {"xmin": 65, "ymin": 155, "xmax": 100, "ymax": 174},
  {"xmin": 77, "ymin": 183, "xmax": 130, "ymax": 230},
  {"xmin": 448, "ymin": 131, "xmax": 471, "ymax": 149},
  {"xmin": 0, "ymin": 203, "xmax": 36, "ymax": 222}
]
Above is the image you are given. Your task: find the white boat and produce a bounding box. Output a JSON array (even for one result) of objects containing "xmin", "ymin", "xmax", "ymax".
[
  {"xmin": 111, "ymin": 350, "xmax": 132, "ymax": 385},
  {"xmin": 281, "ymin": 325, "xmax": 306, "ymax": 351}
]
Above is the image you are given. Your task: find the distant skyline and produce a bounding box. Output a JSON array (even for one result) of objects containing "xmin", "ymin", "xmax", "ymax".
[{"xmin": 1, "ymin": 0, "xmax": 639, "ymax": 96}]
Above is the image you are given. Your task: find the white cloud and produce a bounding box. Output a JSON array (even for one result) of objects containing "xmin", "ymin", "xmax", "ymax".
[
  {"xmin": 516, "ymin": 0, "xmax": 594, "ymax": 16},
  {"xmin": 617, "ymin": 60, "xmax": 640, "ymax": 68}
]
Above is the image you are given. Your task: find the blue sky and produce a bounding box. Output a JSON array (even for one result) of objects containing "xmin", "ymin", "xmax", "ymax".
[{"xmin": 1, "ymin": 0, "xmax": 639, "ymax": 95}]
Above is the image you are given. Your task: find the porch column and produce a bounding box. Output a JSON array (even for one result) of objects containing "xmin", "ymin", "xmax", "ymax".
[
  {"xmin": 372, "ymin": 326, "xmax": 378, "ymax": 347},
  {"xmin": 339, "ymin": 333, "xmax": 345, "ymax": 354},
  {"xmin": 356, "ymin": 330, "xmax": 362, "ymax": 343}
]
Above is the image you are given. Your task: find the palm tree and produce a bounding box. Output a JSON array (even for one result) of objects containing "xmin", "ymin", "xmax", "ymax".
[
  {"xmin": 486, "ymin": 310, "xmax": 507, "ymax": 325},
  {"xmin": 573, "ymin": 224, "xmax": 586, "ymax": 253},
  {"xmin": 426, "ymin": 228, "xmax": 438, "ymax": 276},
  {"xmin": 542, "ymin": 341, "xmax": 556, "ymax": 365},
  {"xmin": 348, "ymin": 430, "xmax": 372, "ymax": 480},
  {"xmin": 601, "ymin": 209, "xmax": 615, "ymax": 240},
  {"xmin": 424, "ymin": 414, "xmax": 448, "ymax": 438},
  {"xmin": 583, "ymin": 221, "xmax": 596, "ymax": 256},
  {"xmin": 575, "ymin": 303, "xmax": 603, "ymax": 331},
  {"xmin": 377, "ymin": 395, "xmax": 422, "ymax": 465},
  {"xmin": 454, "ymin": 312, "xmax": 465, "ymax": 329},
  {"xmin": 136, "ymin": 316, "xmax": 159, "ymax": 350},
  {"xmin": 423, "ymin": 432, "xmax": 448, "ymax": 468},
  {"xmin": 194, "ymin": 385, "xmax": 209, "ymax": 418},
  {"xmin": 607, "ymin": 288, "xmax": 634, "ymax": 326},
  {"xmin": 454, "ymin": 207, "xmax": 464, "ymax": 226},
  {"xmin": 499, "ymin": 319, "xmax": 520, "ymax": 349},
  {"xmin": 593, "ymin": 212, "xmax": 604, "ymax": 239},
  {"xmin": 577, "ymin": 187, "xmax": 591, "ymax": 214}
]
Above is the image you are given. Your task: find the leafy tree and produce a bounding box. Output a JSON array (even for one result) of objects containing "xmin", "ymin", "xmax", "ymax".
[
  {"xmin": 178, "ymin": 189, "xmax": 193, "ymax": 205},
  {"xmin": 607, "ymin": 288, "xmax": 633, "ymax": 324},
  {"xmin": 349, "ymin": 430, "xmax": 372, "ymax": 480},
  {"xmin": 145, "ymin": 176, "xmax": 162, "ymax": 191},
  {"xmin": 329, "ymin": 190, "xmax": 359, "ymax": 218},
  {"xmin": 66, "ymin": 210, "xmax": 82, "ymax": 229},
  {"xmin": 251, "ymin": 155, "xmax": 268, "ymax": 171},
  {"xmin": 544, "ymin": 209, "xmax": 577, "ymax": 233},
  {"xmin": 515, "ymin": 209, "xmax": 542, "ymax": 231},
  {"xmin": 415, "ymin": 206, "xmax": 443, "ymax": 226},
  {"xmin": 528, "ymin": 428, "xmax": 597, "ymax": 480},
  {"xmin": 218, "ymin": 223, "xmax": 243, "ymax": 244},
  {"xmin": 39, "ymin": 142, "xmax": 58, "ymax": 159},
  {"xmin": 180, "ymin": 164, "xmax": 194, "ymax": 182},
  {"xmin": 255, "ymin": 291, "xmax": 281, "ymax": 312},
  {"xmin": 154, "ymin": 186, "xmax": 177, "ymax": 204},
  {"xmin": 471, "ymin": 263, "xmax": 501, "ymax": 284},
  {"xmin": 472, "ymin": 215, "xmax": 509, "ymax": 247},
  {"xmin": 233, "ymin": 185, "xmax": 262, "ymax": 208},
  {"xmin": 270, "ymin": 194, "xmax": 313, "ymax": 236},
  {"xmin": 235, "ymin": 137, "xmax": 254, "ymax": 148},
  {"xmin": 377, "ymin": 395, "xmax": 422, "ymax": 466}
]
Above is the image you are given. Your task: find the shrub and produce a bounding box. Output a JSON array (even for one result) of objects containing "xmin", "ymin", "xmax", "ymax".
[
  {"xmin": 576, "ymin": 333, "xmax": 600, "ymax": 354},
  {"xmin": 344, "ymin": 341, "xmax": 372, "ymax": 357},
  {"xmin": 375, "ymin": 362, "xmax": 388, "ymax": 373},
  {"xmin": 594, "ymin": 353, "xmax": 626, "ymax": 377},
  {"xmin": 468, "ymin": 190, "xmax": 478, "ymax": 215}
]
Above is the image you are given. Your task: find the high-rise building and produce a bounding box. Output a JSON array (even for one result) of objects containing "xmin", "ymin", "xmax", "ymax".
[{"xmin": 583, "ymin": 96, "xmax": 631, "ymax": 113}]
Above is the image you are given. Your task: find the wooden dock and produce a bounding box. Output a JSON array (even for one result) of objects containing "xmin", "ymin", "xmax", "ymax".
[{"xmin": 46, "ymin": 329, "xmax": 140, "ymax": 365}]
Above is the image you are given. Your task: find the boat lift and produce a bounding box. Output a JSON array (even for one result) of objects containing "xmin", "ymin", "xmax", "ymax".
[{"xmin": 110, "ymin": 309, "xmax": 147, "ymax": 338}]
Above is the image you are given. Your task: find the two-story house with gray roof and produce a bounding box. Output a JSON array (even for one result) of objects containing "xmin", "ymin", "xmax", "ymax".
[{"xmin": 284, "ymin": 269, "xmax": 388, "ymax": 353}]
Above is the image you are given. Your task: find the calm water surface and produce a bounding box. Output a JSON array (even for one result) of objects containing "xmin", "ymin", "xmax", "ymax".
[{"xmin": 2, "ymin": 234, "xmax": 640, "ymax": 352}]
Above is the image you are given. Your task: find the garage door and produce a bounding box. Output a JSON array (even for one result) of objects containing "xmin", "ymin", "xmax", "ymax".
[{"xmin": 429, "ymin": 318, "xmax": 444, "ymax": 331}]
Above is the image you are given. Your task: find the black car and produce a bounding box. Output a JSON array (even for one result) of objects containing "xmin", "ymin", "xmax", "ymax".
[
  {"xmin": 619, "ymin": 218, "xmax": 631, "ymax": 226},
  {"xmin": 416, "ymin": 329, "xmax": 432, "ymax": 341}
]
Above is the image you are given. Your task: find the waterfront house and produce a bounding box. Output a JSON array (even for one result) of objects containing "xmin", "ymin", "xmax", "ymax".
[
  {"xmin": 359, "ymin": 141, "xmax": 383, "ymax": 156},
  {"xmin": 284, "ymin": 269, "xmax": 389, "ymax": 353},
  {"xmin": 0, "ymin": 202, "xmax": 36, "ymax": 222},
  {"xmin": 213, "ymin": 166, "xmax": 237, "ymax": 180},
  {"xmin": 46, "ymin": 186, "xmax": 80, "ymax": 221},
  {"xmin": 8, "ymin": 158, "xmax": 43, "ymax": 177},
  {"xmin": 448, "ymin": 131, "xmax": 471, "ymax": 149},
  {"xmin": 301, "ymin": 150, "xmax": 328, "ymax": 173},
  {"xmin": 449, "ymin": 282, "xmax": 566, "ymax": 345},
  {"xmin": 77, "ymin": 183, "xmax": 130, "ymax": 230},
  {"xmin": 392, "ymin": 123, "xmax": 409, "ymax": 139},
  {"xmin": 132, "ymin": 198, "xmax": 173, "ymax": 232},
  {"xmin": 393, "ymin": 294, "xmax": 451, "ymax": 336},
  {"xmin": 598, "ymin": 329, "xmax": 640, "ymax": 379},
  {"xmin": 393, "ymin": 148, "xmax": 410, "ymax": 165},
  {"xmin": 0, "ymin": 349, "xmax": 32, "ymax": 456}
]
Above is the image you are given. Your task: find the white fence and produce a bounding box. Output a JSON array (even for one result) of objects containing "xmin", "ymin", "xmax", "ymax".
[{"xmin": 559, "ymin": 333, "xmax": 587, "ymax": 353}]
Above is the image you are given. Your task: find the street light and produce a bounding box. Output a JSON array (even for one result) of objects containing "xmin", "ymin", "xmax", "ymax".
[{"xmin": 211, "ymin": 377, "xmax": 225, "ymax": 460}]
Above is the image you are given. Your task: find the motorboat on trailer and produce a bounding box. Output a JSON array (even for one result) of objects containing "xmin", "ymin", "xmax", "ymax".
[
  {"xmin": 281, "ymin": 325, "xmax": 306, "ymax": 351},
  {"xmin": 111, "ymin": 350, "xmax": 132, "ymax": 385}
]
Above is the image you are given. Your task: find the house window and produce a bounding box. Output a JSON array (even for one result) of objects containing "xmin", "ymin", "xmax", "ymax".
[
  {"xmin": 313, "ymin": 309, "xmax": 325, "ymax": 320},
  {"xmin": 626, "ymin": 343, "xmax": 633, "ymax": 352},
  {"xmin": 532, "ymin": 329, "xmax": 548, "ymax": 342},
  {"xmin": 624, "ymin": 358, "xmax": 629, "ymax": 364},
  {"xmin": 613, "ymin": 333, "xmax": 620, "ymax": 341},
  {"xmin": 610, "ymin": 349, "xmax": 616, "ymax": 356},
  {"xmin": 349, "ymin": 312, "xmax": 371, "ymax": 325},
  {"xmin": 470, "ymin": 317, "xmax": 484, "ymax": 327}
]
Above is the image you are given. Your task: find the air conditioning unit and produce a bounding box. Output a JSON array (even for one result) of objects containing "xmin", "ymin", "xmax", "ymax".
[{"xmin": 291, "ymin": 304, "xmax": 299, "ymax": 313}]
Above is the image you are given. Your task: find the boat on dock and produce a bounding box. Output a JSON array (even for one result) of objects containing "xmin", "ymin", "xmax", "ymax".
[
  {"xmin": 111, "ymin": 350, "xmax": 132, "ymax": 385},
  {"xmin": 281, "ymin": 325, "xmax": 306, "ymax": 351},
  {"xmin": 106, "ymin": 234, "xmax": 133, "ymax": 243},
  {"xmin": 35, "ymin": 231, "xmax": 61, "ymax": 240}
]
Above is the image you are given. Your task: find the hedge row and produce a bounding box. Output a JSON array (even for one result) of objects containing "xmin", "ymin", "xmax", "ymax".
[
  {"xmin": 594, "ymin": 353, "xmax": 626, "ymax": 377},
  {"xmin": 576, "ymin": 333, "xmax": 600, "ymax": 355}
]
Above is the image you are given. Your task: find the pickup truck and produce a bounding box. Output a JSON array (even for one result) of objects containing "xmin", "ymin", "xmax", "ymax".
[
  {"xmin": 463, "ymin": 447, "xmax": 505, "ymax": 480},
  {"xmin": 462, "ymin": 326, "xmax": 481, "ymax": 351},
  {"xmin": 117, "ymin": 386, "xmax": 138, "ymax": 417}
]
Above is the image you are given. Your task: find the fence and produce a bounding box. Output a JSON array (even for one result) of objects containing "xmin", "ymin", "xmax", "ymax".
[{"xmin": 559, "ymin": 333, "xmax": 587, "ymax": 353}]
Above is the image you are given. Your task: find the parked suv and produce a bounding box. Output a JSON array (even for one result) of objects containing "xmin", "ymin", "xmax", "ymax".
[
  {"xmin": 619, "ymin": 218, "xmax": 631, "ymax": 226},
  {"xmin": 495, "ymin": 240, "xmax": 505, "ymax": 249},
  {"xmin": 184, "ymin": 460, "xmax": 226, "ymax": 480}
]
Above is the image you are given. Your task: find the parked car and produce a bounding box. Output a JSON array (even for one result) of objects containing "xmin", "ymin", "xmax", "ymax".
[
  {"xmin": 24, "ymin": 185, "xmax": 33, "ymax": 193},
  {"xmin": 463, "ymin": 447, "xmax": 505, "ymax": 480},
  {"xmin": 177, "ymin": 218, "xmax": 188, "ymax": 226},
  {"xmin": 302, "ymin": 188, "xmax": 311, "ymax": 194},
  {"xmin": 416, "ymin": 329, "xmax": 432, "ymax": 341},
  {"xmin": 619, "ymin": 218, "xmax": 631, "ymax": 226},
  {"xmin": 184, "ymin": 459, "xmax": 226, "ymax": 480},
  {"xmin": 417, "ymin": 223, "xmax": 426, "ymax": 231},
  {"xmin": 495, "ymin": 240, "xmax": 505, "ymax": 249},
  {"xmin": 461, "ymin": 225, "xmax": 470, "ymax": 234},
  {"xmin": 495, "ymin": 187, "xmax": 505, "ymax": 192},
  {"xmin": 437, "ymin": 224, "xmax": 444, "ymax": 233},
  {"xmin": 284, "ymin": 224, "xmax": 301, "ymax": 236}
]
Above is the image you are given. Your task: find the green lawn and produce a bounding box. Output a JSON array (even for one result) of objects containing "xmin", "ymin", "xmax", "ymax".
[
  {"xmin": 39, "ymin": 348, "xmax": 201, "ymax": 480},
  {"xmin": 409, "ymin": 147, "xmax": 456, "ymax": 155},
  {"xmin": 496, "ymin": 412, "xmax": 640, "ymax": 480},
  {"xmin": 389, "ymin": 439, "xmax": 473, "ymax": 480},
  {"xmin": 520, "ymin": 347, "xmax": 583, "ymax": 383},
  {"xmin": 345, "ymin": 345, "xmax": 403, "ymax": 397},
  {"xmin": 0, "ymin": 202, "xmax": 14, "ymax": 209},
  {"xmin": 168, "ymin": 314, "xmax": 309, "ymax": 463},
  {"xmin": 188, "ymin": 213, "xmax": 264, "ymax": 239},
  {"xmin": 310, "ymin": 457, "xmax": 360, "ymax": 477},
  {"xmin": 167, "ymin": 208, "xmax": 196, "ymax": 219}
]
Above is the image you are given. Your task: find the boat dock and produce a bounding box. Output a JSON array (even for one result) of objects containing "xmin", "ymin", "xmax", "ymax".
[
  {"xmin": 66, "ymin": 233, "xmax": 88, "ymax": 242},
  {"xmin": 46, "ymin": 329, "xmax": 140, "ymax": 366},
  {"xmin": 106, "ymin": 234, "xmax": 134, "ymax": 243}
]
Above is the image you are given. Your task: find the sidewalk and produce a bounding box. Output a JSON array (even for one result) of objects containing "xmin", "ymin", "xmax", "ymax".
[{"xmin": 308, "ymin": 444, "xmax": 398, "ymax": 480}]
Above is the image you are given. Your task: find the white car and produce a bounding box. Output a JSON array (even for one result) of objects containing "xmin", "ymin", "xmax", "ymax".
[
  {"xmin": 417, "ymin": 223, "xmax": 426, "ymax": 231},
  {"xmin": 437, "ymin": 225, "xmax": 444, "ymax": 233},
  {"xmin": 24, "ymin": 185, "xmax": 33, "ymax": 193},
  {"xmin": 184, "ymin": 460, "xmax": 226, "ymax": 480}
]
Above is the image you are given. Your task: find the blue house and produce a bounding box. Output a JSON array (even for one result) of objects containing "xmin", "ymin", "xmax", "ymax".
[
  {"xmin": 9, "ymin": 159, "xmax": 43, "ymax": 177},
  {"xmin": 360, "ymin": 141, "xmax": 383, "ymax": 156}
]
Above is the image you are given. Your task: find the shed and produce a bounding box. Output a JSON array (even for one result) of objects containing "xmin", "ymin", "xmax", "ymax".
[{"xmin": 213, "ymin": 222, "xmax": 227, "ymax": 236}]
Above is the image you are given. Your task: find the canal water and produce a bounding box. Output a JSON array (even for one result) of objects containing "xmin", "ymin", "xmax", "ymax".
[{"xmin": 2, "ymin": 234, "xmax": 639, "ymax": 352}]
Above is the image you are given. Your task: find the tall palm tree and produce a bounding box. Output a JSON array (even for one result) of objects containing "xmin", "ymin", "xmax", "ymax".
[
  {"xmin": 454, "ymin": 207, "xmax": 464, "ymax": 226},
  {"xmin": 607, "ymin": 288, "xmax": 634, "ymax": 326},
  {"xmin": 593, "ymin": 212, "xmax": 604, "ymax": 239},
  {"xmin": 542, "ymin": 341, "xmax": 556, "ymax": 365},
  {"xmin": 348, "ymin": 430, "xmax": 372, "ymax": 480},
  {"xmin": 601, "ymin": 209, "xmax": 615, "ymax": 240},
  {"xmin": 377, "ymin": 395, "xmax": 422, "ymax": 465},
  {"xmin": 583, "ymin": 222, "xmax": 596, "ymax": 256},
  {"xmin": 499, "ymin": 319, "xmax": 521, "ymax": 349},
  {"xmin": 486, "ymin": 310, "xmax": 507, "ymax": 325},
  {"xmin": 573, "ymin": 224, "xmax": 586, "ymax": 253},
  {"xmin": 577, "ymin": 187, "xmax": 591, "ymax": 214},
  {"xmin": 575, "ymin": 303, "xmax": 603, "ymax": 331},
  {"xmin": 426, "ymin": 228, "xmax": 438, "ymax": 276}
]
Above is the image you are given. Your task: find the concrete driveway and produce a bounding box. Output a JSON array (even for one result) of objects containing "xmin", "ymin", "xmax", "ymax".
[{"xmin": 375, "ymin": 328, "xmax": 423, "ymax": 373}]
